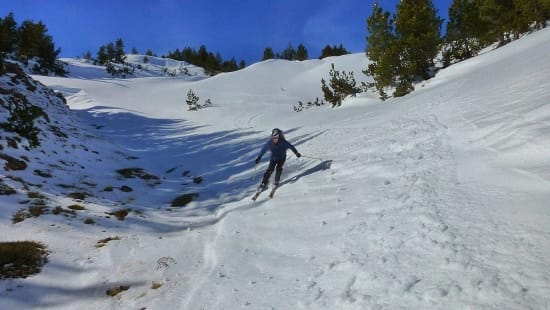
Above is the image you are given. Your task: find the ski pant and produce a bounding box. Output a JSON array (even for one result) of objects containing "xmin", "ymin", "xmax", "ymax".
[{"xmin": 261, "ymin": 158, "xmax": 285, "ymax": 186}]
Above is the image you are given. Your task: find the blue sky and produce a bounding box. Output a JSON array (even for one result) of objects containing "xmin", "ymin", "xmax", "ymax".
[{"xmin": 1, "ymin": 0, "xmax": 453, "ymax": 65}]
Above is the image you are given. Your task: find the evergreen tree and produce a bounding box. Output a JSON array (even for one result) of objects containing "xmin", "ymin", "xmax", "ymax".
[
  {"xmin": 262, "ymin": 47, "xmax": 275, "ymax": 60},
  {"xmin": 478, "ymin": 0, "xmax": 515, "ymax": 45},
  {"xmin": 319, "ymin": 44, "xmax": 349, "ymax": 59},
  {"xmin": 444, "ymin": 0, "xmax": 485, "ymax": 63},
  {"xmin": 97, "ymin": 45, "xmax": 108, "ymax": 65},
  {"xmin": 131, "ymin": 47, "xmax": 138, "ymax": 54},
  {"xmin": 145, "ymin": 49, "xmax": 154, "ymax": 56},
  {"xmin": 0, "ymin": 13, "xmax": 18, "ymax": 55},
  {"xmin": 321, "ymin": 63, "xmax": 361, "ymax": 107},
  {"xmin": 186, "ymin": 89, "xmax": 199, "ymax": 111},
  {"xmin": 282, "ymin": 43, "xmax": 296, "ymax": 60},
  {"xmin": 17, "ymin": 19, "xmax": 62, "ymax": 74},
  {"xmin": 394, "ymin": 0, "xmax": 442, "ymax": 92},
  {"xmin": 296, "ymin": 43, "xmax": 308, "ymax": 60},
  {"xmin": 114, "ymin": 38, "xmax": 125, "ymax": 63},
  {"xmin": 364, "ymin": 2, "xmax": 399, "ymax": 100}
]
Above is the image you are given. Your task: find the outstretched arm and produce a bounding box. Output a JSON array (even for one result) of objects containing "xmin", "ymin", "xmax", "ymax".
[{"xmin": 286, "ymin": 141, "xmax": 301, "ymax": 157}]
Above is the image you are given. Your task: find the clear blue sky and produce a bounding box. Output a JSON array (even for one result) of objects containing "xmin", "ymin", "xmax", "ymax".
[{"xmin": 1, "ymin": 0, "xmax": 453, "ymax": 65}]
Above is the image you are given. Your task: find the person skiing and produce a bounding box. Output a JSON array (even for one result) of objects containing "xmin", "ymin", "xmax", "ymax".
[{"xmin": 255, "ymin": 128, "xmax": 301, "ymax": 190}]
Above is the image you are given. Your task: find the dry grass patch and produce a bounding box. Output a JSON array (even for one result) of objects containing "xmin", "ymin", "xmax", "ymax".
[
  {"xmin": 96, "ymin": 236, "xmax": 121, "ymax": 248},
  {"xmin": 0, "ymin": 241, "xmax": 48, "ymax": 279}
]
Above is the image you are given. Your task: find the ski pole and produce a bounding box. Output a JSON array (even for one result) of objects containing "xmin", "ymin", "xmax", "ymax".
[{"xmin": 301, "ymin": 155, "xmax": 323, "ymax": 161}]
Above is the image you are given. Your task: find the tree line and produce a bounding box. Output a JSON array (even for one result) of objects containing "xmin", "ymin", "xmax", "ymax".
[
  {"xmin": 0, "ymin": 12, "xmax": 65, "ymax": 75},
  {"xmin": 262, "ymin": 43, "xmax": 350, "ymax": 61},
  {"xmin": 365, "ymin": 0, "xmax": 550, "ymax": 100}
]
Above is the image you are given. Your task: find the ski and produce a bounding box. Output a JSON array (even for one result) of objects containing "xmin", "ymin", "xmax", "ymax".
[
  {"xmin": 251, "ymin": 186, "xmax": 266, "ymax": 201},
  {"xmin": 268, "ymin": 186, "xmax": 278, "ymax": 198}
]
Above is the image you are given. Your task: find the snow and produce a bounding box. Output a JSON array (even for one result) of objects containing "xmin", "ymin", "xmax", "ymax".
[{"xmin": 1, "ymin": 27, "xmax": 550, "ymax": 309}]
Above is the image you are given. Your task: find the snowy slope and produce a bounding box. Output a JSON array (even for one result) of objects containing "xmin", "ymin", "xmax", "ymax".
[{"xmin": 1, "ymin": 27, "xmax": 549, "ymax": 310}]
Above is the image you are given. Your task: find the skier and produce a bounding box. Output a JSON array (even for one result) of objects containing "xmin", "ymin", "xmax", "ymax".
[{"xmin": 255, "ymin": 128, "xmax": 301, "ymax": 191}]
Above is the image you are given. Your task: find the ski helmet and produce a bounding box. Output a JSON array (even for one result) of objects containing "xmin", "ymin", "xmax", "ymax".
[{"xmin": 271, "ymin": 128, "xmax": 281, "ymax": 137}]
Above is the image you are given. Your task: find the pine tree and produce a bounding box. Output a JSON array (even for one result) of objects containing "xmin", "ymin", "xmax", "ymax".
[
  {"xmin": 282, "ymin": 43, "xmax": 296, "ymax": 60},
  {"xmin": 394, "ymin": 0, "xmax": 442, "ymax": 93},
  {"xmin": 444, "ymin": 0, "xmax": 485, "ymax": 63},
  {"xmin": 262, "ymin": 47, "xmax": 275, "ymax": 60},
  {"xmin": 114, "ymin": 38, "xmax": 125, "ymax": 63},
  {"xmin": 0, "ymin": 13, "xmax": 18, "ymax": 55},
  {"xmin": 296, "ymin": 44, "xmax": 308, "ymax": 61},
  {"xmin": 321, "ymin": 63, "xmax": 361, "ymax": 107},
  {"xmin": 186, "ymin": 89, "xmax": 199, "ymax": 111},
  {"xmin": 365, "ymin": 2, "xmax": 398, "ymax": 100}
]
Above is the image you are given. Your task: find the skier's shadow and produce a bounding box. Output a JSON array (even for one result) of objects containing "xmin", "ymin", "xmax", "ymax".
[{"xmin": 281, "ymin": 160, "xmax": 332, "ymax": 187}]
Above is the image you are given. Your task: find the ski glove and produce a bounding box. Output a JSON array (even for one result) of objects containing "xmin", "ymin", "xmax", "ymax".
[
  {"xmin": 255, "ymin": 156, "xmax": 261, "ymax": 164},
  {"xmin": 296, "ymin": 152, "xmax": 302, "ymax": 158}
]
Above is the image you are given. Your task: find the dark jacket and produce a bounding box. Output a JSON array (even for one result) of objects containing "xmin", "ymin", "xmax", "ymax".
[{"xmin": 258, "ymin": 138, "xmax": 299, "ymax": 162}]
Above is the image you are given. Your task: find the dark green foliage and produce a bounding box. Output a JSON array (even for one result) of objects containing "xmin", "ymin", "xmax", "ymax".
[
  {"xmin": 364, "ymin": 1, "xmax": 441, "ymax": 98},
  {"xmin": 263, "ymin": 43, "xmax": 309, "ymax": 61},
  {"xmin": 321, "ymin": 63, "xmax": 361, "ymax": 107},
  {"xmin": 0, "ymin": 13, "xmax": 65, "ymax": 75},
  {"xmin": 319, "ymin": 44, "xmax": 350, "ymax": 59},
  {"xmin": 365, "ymin": 3, "xmax": 398, "ymax": 100},
  {"xmin": 171, "ymin": 193, "xmax": 199, "ymax": 207},
  {"xmin": 0, "ymin": 241, "xmax": 48, "ymax": 279},
  {"xmin": 95, "ymin": 38, "xmax": 133, "ymax": 77},
  {"xmin": 444, "ymin": 0, "xmax": 486, "ymax": 64},
  {"xmin": 166, "ymin": 45, "xmax": 244, "ymax": 74},
  {"xmin": 395, "ymin": 0, "xmax": 442, "ymax": 81},
  {"xmin": 0, "ymin": 13, "xmax": 18, "ymax": 55},
  {"xmin": 186, "ymin": 89, "xmax": 199, "ymax": 111},
  {"xmin": 296, "ymin": 44, "xmax": 308, "ymax": 61},
  {"xmin": 0, "ymin": 85, "xmax": 48, "ymax": 147},
  {"xmin": 262, "ymin": 47, "xmax": 275, "ymax": 60}
]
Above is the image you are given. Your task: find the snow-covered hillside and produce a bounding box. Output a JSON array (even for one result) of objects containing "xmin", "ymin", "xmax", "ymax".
[
  {"xmin": 1, "ymin": 27, "xmax": 549, "ymax": 309},
  {"xmin": 59, "ymin": 54, "xmax": 208, "ymax": 80}
]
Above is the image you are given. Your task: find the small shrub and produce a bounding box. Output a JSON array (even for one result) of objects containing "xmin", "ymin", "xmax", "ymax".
[
  {"xmin": 0, "ymin": 241, "xmax": 49, "ymax": 279},
  {"xmin": 28, "ymin": 205, "xmax": 48, "ymax": 217},
  {"xmin": 105, "ymin": 285, "xmax": 130, "ymax": 297},
  {"xmin": 106, "ymin": 208, "xmax": 131, "ymax": 220},
  {"xmin": 171, "ymin": 193, "xmax": 199, "ymax": 207},
  {"xmin": 83, "ymin": 218, "xmax": 95, "ymax": 225},
  {"xmin": 0, "ymin": 153, "xmax": 27, "ymax": 171},
  {"xmin": 68, "ymin": 192, "xmax": 88, "ymax": 200},
  {"xmin": 192, "ymin": 176, "xmax": 203, "ymax": 184},
  {"xmin": 34, "ymin": 170, "xmax": 52, "ymax": 178},
  {"xmin": 0, "ymin": 183, "xmax": 16, "ymax": 195},
  {"xmin": 321, "ymin": 63, "xmax": 362, "ymax": 107},
  {"xmin": 96, "ymin": 236, "xmax": 121, "ymax": 248},
  {"xmin": 186, "ymin": 89, "xmax": 200, "ymax": 111},
  {"xmin": 151, "ymin": 282, "xmax": 163, "ymax": 289},
  {"xmin": 116, "ymin": 168, "xmax": 159, "ymax": 180},
  {"xmin": 68, "ymin": 204, "xmax": 86, "ymax": 211},
  {"xmin": 119, "ymin": 185, "xmax": 133, "ymax": 192},
  {"xmin": 27, "ymin": 191, "xmax": 45, "ymax": 199},
  {"xmin": 12, "ymin": 209, "xmax": 27, "ymax": 223}
]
